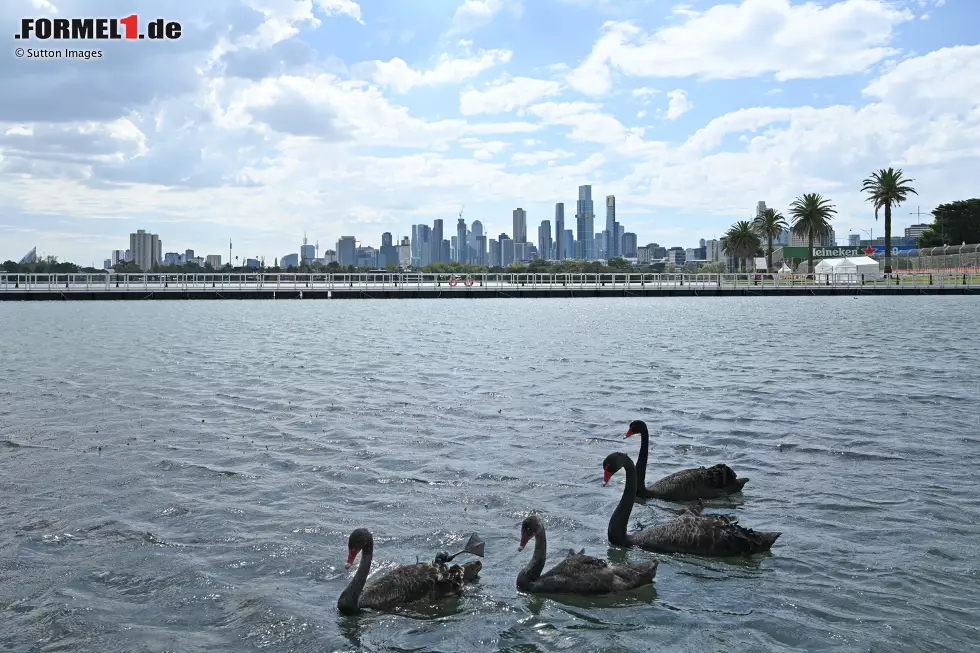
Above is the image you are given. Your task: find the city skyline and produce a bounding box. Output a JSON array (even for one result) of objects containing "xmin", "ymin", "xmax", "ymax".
[{"xmin": 1, "ymin": 0, "xmax": 976, "ymax": 264}]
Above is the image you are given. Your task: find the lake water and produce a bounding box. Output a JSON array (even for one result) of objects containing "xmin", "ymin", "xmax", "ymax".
[{"xmin": 1, "ymin": 297, "xmax": 979, "ymax": 652}]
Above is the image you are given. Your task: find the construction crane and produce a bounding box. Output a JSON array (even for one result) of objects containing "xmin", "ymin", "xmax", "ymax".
[{"xmin": 458, "ymin": 204, "xmax": 464, "ymax": 221}]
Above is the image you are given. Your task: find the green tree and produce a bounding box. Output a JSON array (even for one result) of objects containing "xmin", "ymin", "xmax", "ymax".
[
  {"xmin": 790, "ymin": 193, "xmax": 837, "ymax": 277},
  {"xmin": 722, "ymin": 220, "xmax": 762, "ymax": 272},
  {"xmin": 922, "ymin": 199, "xmax": 980, "ymax": 247},
  {"xmin": 862, "ymin": 167, "xmax": 917, "ymax": 274},
  {"xmin": 753, "ymin": 208, "xmax": 787, "ymax": 273}
]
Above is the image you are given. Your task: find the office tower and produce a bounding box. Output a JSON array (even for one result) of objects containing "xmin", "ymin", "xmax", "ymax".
[
  {"xmin": 605, "ymin": 195, "xmax": 619, "ymax": 258},
  {"xmin": 756, "ymin": 201, "xmax": 767, "ymax": 217},
  {"xmin": 432, "ymin": 219, "xmax": 444, "ymax": 263},
  {"xmin": 512, "ymin": 208, "xmax": 527, "ymax": 244},
  {"xmin": 442, "ymin": 240, "xmax": 450, "ymax": 263},
  {"xmin": 379, "ymin": 231, "xmax": 397, "ymax": 268},
  {"xmin": 398, "ymin": 236, "xmax": 411, "ymax": 267},
  {"xmin": 456, "ymin": 218, "xmax": 467, "ymax": 263},
  {"xmin": 129, "ymin": 229, "xmax": 161, "ymax": 270},
  {"xmin": 564, "ymin": 230, "xmax": 574, "ymax": 259},
  {"xmin": 622, "ymin": 232, "xmax": 637, "ymax": 258},
  {"xmin": 499, "ymin": 233, "xmax": 514, "ymax": 266},
  {"xmin": 417, "ymin": 224, "xmax": 432, "ymax": 266},
  {"xmin": 555, "ymin": 203, "xmax": 565, "ymax": 260},
  {"xmin": 300, "ymin": 233, "xmax": 315, "ymax": 264},
  {"xmin": 538, "ymin": 220, "xmax": 552, "ymax": 261},
  {"xmin": 489, "ymin": 238, "xmax": 500, "ymax": 267},
  {"xmin": 575, "ymin": 185, "xmax": 594, "ymax": 259},
  {"xmin": 476, "ymin": 235, "xmax": 487, "ymax": 266},
  {"xmin": 411, "ymin": 225, "xmax": 420, "ymax": 265},
  {"xmin": 616, "ymin": 224, "xmax": 624, "ymax": 257},
  {"xmin": 336, "ymin": 236, "xmax": 357, "ymax": 266}
]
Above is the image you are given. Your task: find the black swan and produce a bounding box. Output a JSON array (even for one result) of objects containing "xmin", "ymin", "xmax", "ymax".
[
  {"xmin": 516, "ymin": 514, "xmax": 657, "ymax": 595},
  {"xmin": 337, "ymin": 529, "xmax": 484, "ymax": 615},
  {"xmin": 625, "ymin": 419, "xmax": 748, "ymax": 501},
  {"xmin": 603, "ymin": 451, "xmax": 781, "ymax": 556}
]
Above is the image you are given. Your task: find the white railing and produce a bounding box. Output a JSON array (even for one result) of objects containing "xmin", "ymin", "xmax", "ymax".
[{"xmin": 1, "ymin": 271, "xmax": 979, "ymax": 292}]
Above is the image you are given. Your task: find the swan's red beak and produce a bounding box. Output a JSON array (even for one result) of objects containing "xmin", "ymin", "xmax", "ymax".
[
  {"xmin": 602, "ymin": 469, "xmax": 612, "ymax": 486},
  {"xmin": 518, "ymin": 535, "xmax": 530, "ymax": 552},
  {"xmin": 345, "ymin": 548, "xmax": 357, "ymax": 569},
  {"xmin": 624, "ymin": 428, "xmax": 634, "ymax": 439}
]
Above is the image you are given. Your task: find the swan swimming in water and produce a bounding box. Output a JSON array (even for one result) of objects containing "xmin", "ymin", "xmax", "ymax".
[
  {"xmin": 603, "ymin": 451, "xmax": 781, "ymax": 557},
  {"xmin": 337, "ymin": 529, "xmax": 484, "ymax": 615},
  {"xmin": 625, "ymin": 419, "xmax": 749, "ymax": 501},
  {"xmin": 516, "ymin": 514, "xmax": 657, "ymax": 595}
]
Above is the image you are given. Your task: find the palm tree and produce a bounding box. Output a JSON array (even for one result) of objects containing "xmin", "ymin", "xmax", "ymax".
[
  {"xmin": 722, "ymin": 220, "xmax": 762, "ymax": 272},
  {"xmin": 789, "ymin": 193, "xmax": 837, "ymax": 278},
  {"xmin": 753, "ymin": 208, "xmax": 788, "ymax": 275},
  {"xmin": 861, "ymin": 168, "xmax": 917, "ymax": 275}
]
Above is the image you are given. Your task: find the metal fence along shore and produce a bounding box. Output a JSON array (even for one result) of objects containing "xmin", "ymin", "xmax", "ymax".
[{"xmin": 2, "ymin": 271, "xmax": 979, "ymax": 300}]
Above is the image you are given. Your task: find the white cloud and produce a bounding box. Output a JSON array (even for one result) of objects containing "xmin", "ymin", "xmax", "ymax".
[
  {"xmin": 460, "ymin": 77, "xmax": 565, "ymax": 115},
  {"xmin": 665, "ymin": 89, "xmax": 693, "ymax": 120},
  {"xmin": 511, "ymin": 149, "xmax": 575, "ymax": 166},
  {"xmin": 568, "ymin": 0, "xmax": 915, "ymax": 95},
  {"xmin": 368, "ymin": 49, "xmax": 512, "ymax": 94},
  {"xmin": 448, "ymin": 0, "xmax": 503, "ymax": 35}
]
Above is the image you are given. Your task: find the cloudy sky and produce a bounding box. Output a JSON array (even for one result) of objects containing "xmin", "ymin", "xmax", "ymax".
[{"xmin": 1, "ymin": 0, "xmax": 977, "ymax": 265}]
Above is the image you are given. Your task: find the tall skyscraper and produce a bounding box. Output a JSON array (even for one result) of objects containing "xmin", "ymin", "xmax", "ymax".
[
  {"xmin": 129, "ymin": 229, "xmax": 161, "ymax": 271},
  {"xmin": 500, "ymin": 235, "xmax": 515, "ymax": 267},
  {"xmin": 476, "ymin": 235, "xmax": 487, "ymax": 266},
  {"xmin": 555, "ymin": 203, "xmax": 565, "ymax": 260},
  {"xmin": 512, "ymin": 208, "xmax": 527, "ymax": 244},
  {"xmin": 756, "ymin": 201, "xmax": 767, "ymax": 218},
  {"xmin": 489, "ymin": 238, "xmax": 500, "ymax": 267},
  {"xmin": 456, "ymin": 218, "xmax": 467, "ymax": 263},
  {"xmin": 300, "ymin": 232, "xmax": 316, "ymax": 264},
  {"xmin": 442, "ymin": 240, "xmax": 451, "ymax": 263},
  {"xmin": 538, "ymin": 220, "xmax": 552, "ymax": 261},
  {"xmin": 605, "ymin": 195, "xmax": 619, "ymax": 259},
  {"xmin": 622, "ymin": 232, "xmax": 637, "ymax": 258},
  {"xmin": 564, "ymin": 230, "xmax": 574, "ymax": 259},
  {"xmin": 575, "ymin": 185, "xmax": 595, "ymax": 260},
  {"xmin": 336, "ymin": 236, "xmax": 356, "ymax": 266},
  {"xmin": 432, "ymin": 219, "xmax": 444, "ymax": 263},
  {"xmin": 417, "ymin": 224, "xmax": 432, "ymax": 266}
]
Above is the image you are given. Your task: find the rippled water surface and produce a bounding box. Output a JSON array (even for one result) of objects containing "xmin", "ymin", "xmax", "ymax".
[{"xmin": 2, "ymin": 297, "xmax": 979, "ymax": 652}]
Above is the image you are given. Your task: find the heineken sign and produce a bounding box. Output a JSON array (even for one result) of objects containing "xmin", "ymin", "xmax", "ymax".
[
  {"xmin": 782, "ymin": 245, "xmax": 918, "ymax": 259},
  {"xmin": 783, "ymin": 246, "xmax": 864, "ymax": 258}
]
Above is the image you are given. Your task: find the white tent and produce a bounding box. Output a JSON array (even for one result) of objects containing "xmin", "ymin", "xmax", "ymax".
[{"xmin": 814, "ymin": 256, "xmax": 880, "ymax": 282}]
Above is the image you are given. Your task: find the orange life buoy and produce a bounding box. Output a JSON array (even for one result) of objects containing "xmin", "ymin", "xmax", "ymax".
[
  {"xmin": 463, "ymin": 277, "xmax": 474, "ymax": 287},
  {"xmin": 448, "ymin": 276, "xmax": 458, "ymax": 287}
]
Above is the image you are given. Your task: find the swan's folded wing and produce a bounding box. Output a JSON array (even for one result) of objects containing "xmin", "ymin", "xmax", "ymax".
[
  {"xmin": 359, "ymin": 563, "xmax": 461, "ymax": 610},
  {"xmin": 633, "ymin": 512, "xmax": 758, "ymax": 556}
]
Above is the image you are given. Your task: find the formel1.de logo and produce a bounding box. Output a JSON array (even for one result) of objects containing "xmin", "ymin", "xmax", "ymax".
[{"xmin": 15, "ymin": 15, "xmax": 182, "ymax": 40}]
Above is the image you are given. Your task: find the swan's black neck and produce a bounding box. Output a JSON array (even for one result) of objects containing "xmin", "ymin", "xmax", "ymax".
[
  {"xmin": 337, "ymin": 540, "xmax": 373, "ymax": 615},
  {"xmin": 518, "ymin": 529, "xmax": 548, "ymax": 588},
  {"xmin": 607, "ymin": 456, "xmax": 636, "ymax": 547},
  {"xmin": 635, "ymin": 426, "xmax": 650, "ymax": 492}
]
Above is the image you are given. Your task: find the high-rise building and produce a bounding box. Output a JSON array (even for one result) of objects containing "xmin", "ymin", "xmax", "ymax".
[
  {"xmin": 456, "ymin": 218, "xmax": 467, "ymax": 263},
  {"xmin": 575, "ymin": 185, "xmax": 595, "ymax": 259},
  {"xmin": 756, "ymin": 201, "xmax": 767, "ymax": 217},
  {"xmin": 442, "ymin": 240, "xmax": 451, "ymax": 263},
  {"xmin": 605, "ymin": 195, "xmax": 619, "ymax": 258},
  {"xmin": 512, "ymin": 208, "xmax": 527, "ymax": 244},
  {"xmin": 379, "ymin": 231, "xmax": 398, "ymax": 268},
  {"xmin": 905, "ymin": 223, "xmax": 930, "ymax": 238},
  {"xmin": 554, "ymin": 203, "xmax": 565, "ymax": 260},
  {"xmin": 476, "ymin": 235, "xmax": 487, "ymax": 266},
  {"xmin": 432, "ymin": 219, "xmax": 444, "ymax": 263},
  {"xmin": 538, "ymin": 220, "xmax": 552, "ymax": 261},
  {"xmin": 129, "ymin": 229, "xmax": 160, "ymax": 271},
  {"xmin": 417, "ymin": 224, "xmax": 432, "ymax": 266},
  {"xmin": 499, "ymin": 233, "xmax": 514, "ymax": 266},
  {"xmin": 398, "ymin": 236, "xmax": 411, "ymax": 267},
  {"xmin": 616, "ymin": 224, "xmax": 625, "ymax": 257},
  {"xmin": 336, "ymin": 236, "xmax": 357, "ymax": 266},
  {"xmin": 848, "ymin": 233, "xmax": 861, "ymax": 246},
  {"xmin": 300, "ymin": 233, "xmax": 315, "ymax": 264},
  {"xmin": 622, "ymin": 232, "xmax": 637, "ymax": 258},
  {"xmin": 489, "ymin": 238, "xmax": 500, "ymax": 267},
  {"xmin": 564, "ymin": 230, "xmax": 574, "ymax": 260}
]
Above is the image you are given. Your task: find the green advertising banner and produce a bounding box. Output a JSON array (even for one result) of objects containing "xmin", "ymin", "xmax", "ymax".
[{"xmin": 782, "ymin": 246, "xmax": 870, "ymax": 259}]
